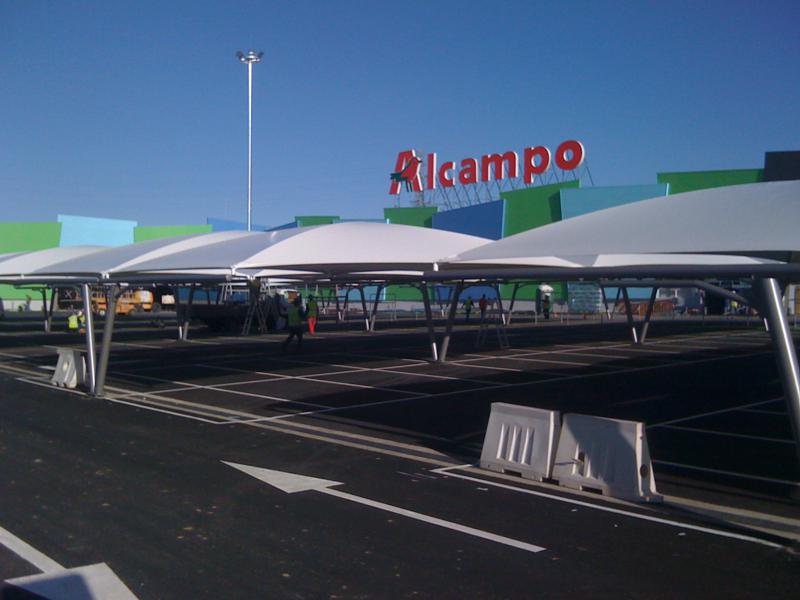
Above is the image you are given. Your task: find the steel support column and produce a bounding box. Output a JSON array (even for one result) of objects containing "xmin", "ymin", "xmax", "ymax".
[
  {"xmin": 494, "ymin": 285, "xmax": 506, "ymax": 325},
  {"xmin": 420, "ymin": 284, "xmax": 438, "ymax": 361},
  {"xmin": 600, "ymin": 285, "xmax": 611, "ymax": 321},
  {"xmin": 334, "ymin": 286, "xmax": 342, "ymax": 322},
  {"xmin": 621, "ymin": 287, "xmax": 638, "ymax": 344},
  {"xmin": 369, "ymin": 285, "xmax": 384, "ymax": 332},
  {"xmin": 639, "ymin": 287, "xmax": 658, "ymax": 344},
  {"xmin": 181, "ymin": 286, "xmax": 196, "ymax": 341},
  {"xmin": 357, "ymin": 286, "xmax": 370, "ymax": 332},
  {"xmin": 755, "ymin": 278, "xmax": 800, "ymax": 463},
  {"xmin": 342, "ymin": 287, "xmax": 350, "ymax": 320},
  {"xmin": 40, "ymin": 289, "xmax": 51, "ymax": 333},
  {"xmin": 94, "ymin": 285, "xmax": 119, "ymax": 397},
  {"xmin": 81, "ymin": 283, "xmax": 97, "ymax": 394},
  {"xmin": 506, "ymin": 283, "xmax": 520, "ymax": 325},
  {"xmin": 48, "ymin": 288, "xmax": 57, "ymax": 331},
  {"xmin": 175, "ymin": 288, "xmax": 183, "ymax": 340},
  {"xmin": 439, "ymin": 281, "xmax": 464, "ymax": 363}
]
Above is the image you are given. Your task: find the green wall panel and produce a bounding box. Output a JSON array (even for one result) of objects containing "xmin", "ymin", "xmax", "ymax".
[
  {"xmin": 497, "ymin": 182, "xmax": 578, "ymax": 301},
  {"xmin": 0, "ymin": 284, "xmax": 53, "ymax": 302},
  {"xmin": 500, "ymin": 181, "xmax": 579, "ymax": 237},
  {"xmin": 0, "ymin": 222, "xmax": 62, "ymax": 301},
  {"xmin": 384, "ymin": 207, "xmax": 438, "ymax": 228},
  {"xmin": 134, "ymin": 225, "xmax": 212, "ymax": 242},
  {"xmin": 295, "ymin": 216, "xmax": 340, "ymax": 227},
  {"xmin": 384, "ymin": 285, "xmax": 422, "ymax": 302},
  {"xmin": 657, "ymin": 169, "xmax": 764, "ymax": 195},
  {"xmin": 0, "ymin": 222, "xmax": 62, "ymax": 253}
]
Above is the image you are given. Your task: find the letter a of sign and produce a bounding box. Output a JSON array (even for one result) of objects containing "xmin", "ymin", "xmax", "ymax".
[{"xmin": 389, "ymin": 150, "xmax": 423, "ymax": 195}]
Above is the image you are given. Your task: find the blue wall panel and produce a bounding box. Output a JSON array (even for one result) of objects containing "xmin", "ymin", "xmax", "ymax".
[
  {"xmin": 431, "ymin": 200, "xmax": 504, "ymax": 240},
  {"xmin": 559, "ymin": 184, "xmax": 668, "ymax": 220},
  {"xmin": 57, "ymin": 214, "xmax": 136, "ymax": 247}
]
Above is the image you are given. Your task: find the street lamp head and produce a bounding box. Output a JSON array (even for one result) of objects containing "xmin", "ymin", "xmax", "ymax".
[{"xmin": 237, "ymin": 50, "xmax": 264, "ymax": 64}]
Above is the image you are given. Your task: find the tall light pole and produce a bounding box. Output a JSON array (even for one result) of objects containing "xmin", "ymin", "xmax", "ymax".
[{"xmin": 237, "ymin": 50, "xmax": 263, "ymax": 231}]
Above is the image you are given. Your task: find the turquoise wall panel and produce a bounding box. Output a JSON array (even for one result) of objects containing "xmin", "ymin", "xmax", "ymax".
[
  {"xmin": 58, "ymin": 214, "xmax": 136, "ymax": 247},
  {"xmin": 560, "ymin": 184, "xmax": 668, "ymax": 220}
]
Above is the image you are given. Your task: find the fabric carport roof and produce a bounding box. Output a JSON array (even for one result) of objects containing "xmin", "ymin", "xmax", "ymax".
[
  {"xmin": 426, "ymin": 181, "xmax": 800, "ymax": 463},
  {"xmin": 19, "ymin": 222, "xmax": 490, "ymax": 282},
  {"xmin": 100, "ymin": 222, "xmax": 490, "ymax": 280},
  {"xmin": 22, "ymin": 231, "xmax": 261, "ymax": 282},
  {"xmin": 440, "ymin": 180, "xmax": 800, "ymax": 274},
  {"xmin": 0, "ymin": 246, "xmax": 107, "ymax": 283}
]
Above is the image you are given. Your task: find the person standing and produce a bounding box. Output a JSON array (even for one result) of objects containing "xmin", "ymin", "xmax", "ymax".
[
  {"xmin": 478, "ymin": 294, "xmax": 488, "ymax": 321},
  {"xmin": 282, "ymin": 297, "xmax": 306, "ymax": 352},
  {"xmin": 67, "ymin": 310, "xmax": 79, "ymax": 333},
  {"xmin": 463, "ymin": 296, "xmax": 474, "ymax": 321},
  {"xmin": 542, "ymin": 294, "xmax": 551, "ymax": 320},
  {"xmin": 306, "ymin": 294, "xmax": 319, "ymax": 335}
]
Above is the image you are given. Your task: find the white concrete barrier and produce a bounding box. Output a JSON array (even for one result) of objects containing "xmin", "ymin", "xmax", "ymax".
[
  {"xmin": 480, "ymin": 403, "xmax": 560, "ymax": 481},
  {"xmin": 51, "ymin": 347, "xmax": 86, "ymax": 389},
  {"xmin": 552, "ymin": 413, "xmax": 661, "ymax": 502}
]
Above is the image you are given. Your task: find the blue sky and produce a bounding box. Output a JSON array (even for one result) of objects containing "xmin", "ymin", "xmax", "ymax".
[{"xmin": 2, "ymin": 1, "xmax": 798, "ymax": 227}]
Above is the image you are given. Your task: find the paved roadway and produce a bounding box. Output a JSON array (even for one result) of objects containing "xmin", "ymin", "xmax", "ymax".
[{"xmin": 0, "ymin": 314, "xmax": 798, "ymax": 598}]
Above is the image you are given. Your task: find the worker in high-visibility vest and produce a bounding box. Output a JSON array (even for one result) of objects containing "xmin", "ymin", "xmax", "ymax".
[
  {"xmin": 282, "ymin": 297, "xmax": 306, "ymax": 352},
  {"xmin": 306, "ymin": 295, "xmax": 319, "ymax": 335},
  {"xmin": 67, "ymin": 310, "xmax": 80, "ymax": 332}
]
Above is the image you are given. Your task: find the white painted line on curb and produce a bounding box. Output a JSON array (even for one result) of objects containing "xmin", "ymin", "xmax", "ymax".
[
  {"xmin": 652, "ymin": 460, "xmax": 800, "ymax": 486},
  {"xmin": 429, "ymin": 467, "xmax": 784, "ymax": 549}
]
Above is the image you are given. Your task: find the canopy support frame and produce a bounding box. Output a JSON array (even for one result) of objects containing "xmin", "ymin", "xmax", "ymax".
[
  {"xmin": 419, "ymin": 283, "xmax": 438, "ymax": 362},
  {"xmin": 755, "ymin": 277, "xmax": 800, "ymax": 463},
  {"xmin": 639, "ymin": 287, "xmax": 658, "ymax": 344},
  {"xmin": 81, "ymin": 283, "xmax": 97, "ymax": 394},
  {"xmin": 94, "ymin": 285, "xmax": 121, "ymax": 398},
  {"xmin": 621, "ymin": 287, "xmax": 638, "ymax": 344},
  {"xmin": 369, "ymin": 285, "xmax": 384, "ymax": 332},
  {"xmin": 439, "ymin": 281, "xmax": 464, "ymax": 363}
]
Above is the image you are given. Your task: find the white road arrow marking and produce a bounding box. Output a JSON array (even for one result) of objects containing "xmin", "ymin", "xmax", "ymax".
[{"xmin": 223, "ymin": 461, "xmax": 546, "ymax": 554}]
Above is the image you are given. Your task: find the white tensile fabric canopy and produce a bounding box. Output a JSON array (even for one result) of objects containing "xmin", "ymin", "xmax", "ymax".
[
  {"xmin": 444, "ymin": 181, "xmax": 800, "ymax": 270},
  {"xmin": 115, "ymin": 222, "xmax": 489, "ymax": 277},
  {"xmin": 0, "ymin": 246, "xmax": 107, "ymax": 282},
  {"xmin": 2, "ymin": 223, "xmax": 490, "ymax": 283}
]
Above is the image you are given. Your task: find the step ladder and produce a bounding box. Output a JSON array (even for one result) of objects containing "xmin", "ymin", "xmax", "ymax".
[
  {"xmin": 476, "ymin": 311, "xmax": 510, "ymax": 350},
  {"xmin": 241, "ymin": 280, "xmax": 270, "ymax": 335}
]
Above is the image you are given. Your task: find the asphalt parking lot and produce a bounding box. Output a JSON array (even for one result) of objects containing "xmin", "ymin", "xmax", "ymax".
[{"xmin": 1, "ymin": 313, "xmax": 798, "ymax": 598}]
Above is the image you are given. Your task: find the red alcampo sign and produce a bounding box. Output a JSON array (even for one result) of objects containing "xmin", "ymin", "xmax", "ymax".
[{"xmin": 389, "ymin": 140, "xmax": 585, "ymax": 195}]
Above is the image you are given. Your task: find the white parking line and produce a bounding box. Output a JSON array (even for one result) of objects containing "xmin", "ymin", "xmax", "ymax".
[
  {"xmin": 738, "ymin": 408, "xmax": 788, "ymax": 415},
  {"xmin": 435, "ymin": 361, "xmax": 525, "ymax": 373},
  {"xmin": 647, "ymin": 398, "xmax": 783, "ymax": 428},
  {"xmin": 265, "ymin": 352, "xmax": 775, "ymax": 422},
  {"xmin": 429, "ymin": 466, "xmax": 784, "ymax": 549},
  {"xmin": 109, "ymin": 368, "xmax": 328, "ymax": 409},
  {"xmin": 652, "ymin": 460, "xmax": 800, "ymax": 487},
  {"xmin": 193, "ymin": 362, "xmax": 429, "ymax": 398},
  {"xmin": 111, "ymin": 341, "xmax": 163, "ymax": 350},
  {"xmin": 655, "ymin": 425, "xmax": 795, "ymax": 445},
  {"xmin": 458, "ymin": 354, "xmax": 592, "ymax": 367}
]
